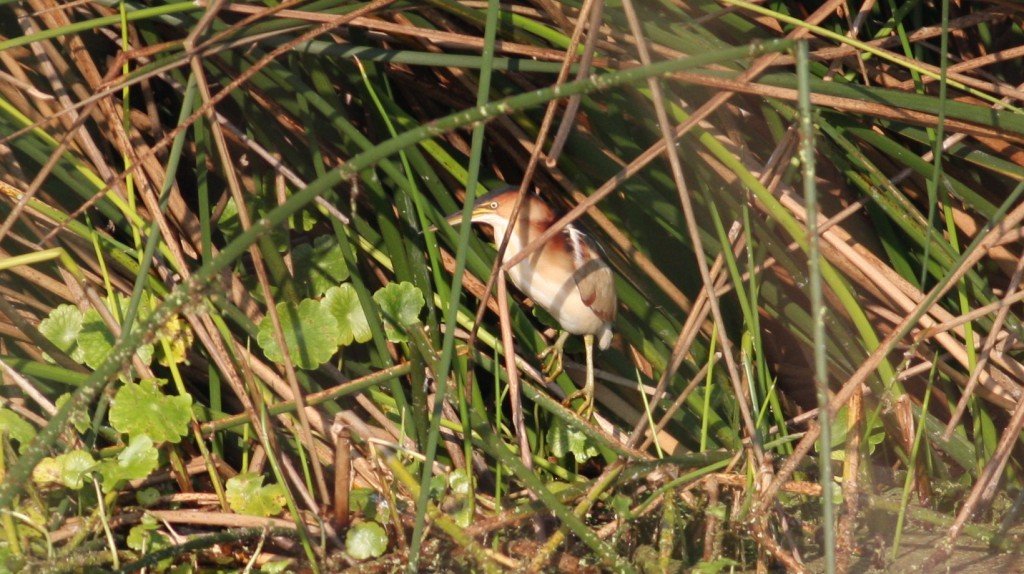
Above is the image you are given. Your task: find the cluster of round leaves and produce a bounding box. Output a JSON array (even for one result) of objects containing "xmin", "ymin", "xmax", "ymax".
[
  {"xmin": 30, "ymin": 357, "xmax": 306, "ymax": 520},
  {"xmin": 31, "ymin": 385, "xmax": 289, "ymax": 522},
  {"xmin": 256, "ymin": 280, "xmax": 425, "ymax": 370},
  {"xmin": 253, "ymin": 236, "xmax": 426, "ymax": 369},
  {"xmin": 32, "ymin": 378, "xmax": 189, "ymax": 492},
  {"xmin": 38, "ymin": 294, "xmax": 192, "ymax": 372},
  {"xmin": 34, "ymin": 297, "xmax": 292, "ymax": 518},
  {"xmin": 29, "ymin": 239, "xmax": 427, "ymax": 560},
  {"xmin": 39, "ymin": 300, "xmax": 151, "ymax": 371},
  {"xmin": 248, "ymin": 244, "xmax": 426, "ymax": 558}
]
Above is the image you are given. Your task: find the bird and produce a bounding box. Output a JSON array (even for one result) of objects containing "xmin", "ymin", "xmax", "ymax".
[{"xmin": 443, "ymin": 186, "xmax": 617, "ymax": 419}]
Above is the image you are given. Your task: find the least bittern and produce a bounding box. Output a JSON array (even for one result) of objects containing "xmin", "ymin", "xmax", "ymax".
[{"xmin": 445, "ymin": 187, "xmax": 616, "ymax": 418}]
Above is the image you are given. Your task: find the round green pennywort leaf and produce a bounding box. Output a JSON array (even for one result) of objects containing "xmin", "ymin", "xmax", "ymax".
[
  {"xmin": 257, "ymin": 299, "xmax": 340, "ymax": 369},
  {"xmin": 33, "ymin": 450, "xmax": 97, "ymax": 490},
  {"xmin": 97, "ymin": 435, "xmax": 159, "ymax": 490},
  {"xmin": 0, "ymin": 408, "xmax": 36, "ymax": 453},
  {"xmin": 38, "ymin": 304, "xmax": 85, "ymax": 363},
  {"xmin": 225, "ymin": 473, "xmax": 286, "ymax": 517},
  {"xmin": 372, "ymin": 282, "xmax": 424, "ymax": 342},
  {"xmin": 109, "ymin": 379, "xmax": 193, "ymax": 444},
  {"xmin": 293, "ymin": 236, "xmax": 350, "ymax": 297},
  {"xmin": 323, "ymin": 284, "xmax": 372, "ymax": 346},
  {"xmin": 346, "ymin": 521, "xmax": 388, "ymax": 560},
  {"xmin": 78, "ymin": 308, "xmax": 153, "ymax": 371}
]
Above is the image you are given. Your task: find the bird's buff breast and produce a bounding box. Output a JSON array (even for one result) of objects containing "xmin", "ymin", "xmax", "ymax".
[{"xmin": 504, "ymin": 251, "xmax": 607, "ymax": 336}]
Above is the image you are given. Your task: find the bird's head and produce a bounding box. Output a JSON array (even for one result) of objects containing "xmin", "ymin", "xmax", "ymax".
[{"xmin": 444, "ymin": 186, "xmax": 552, "ymax": 230}]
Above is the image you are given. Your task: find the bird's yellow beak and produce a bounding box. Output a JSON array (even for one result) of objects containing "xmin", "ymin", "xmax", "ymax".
[
  {"xmin": 425, "ymin": 203, "xmax": 489, "ymax": 233},
  {"xmin": 444, "ymin": 210, "xmax": 469, "ymax": 226},
  {"xmin": 438, "ymin": 200, "xmax": 497, "ymax": 227},
  {"xmin": 445, "ymin": 204, "xmax": 495, "ymax": 226}
]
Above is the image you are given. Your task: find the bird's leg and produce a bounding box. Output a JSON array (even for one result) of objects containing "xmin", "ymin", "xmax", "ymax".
[
  {"xmin": 538, "ymin": 330, "xmax": 570, "ymax": 379},
  {"xmin": 562, "ymin": 334, "xmax": 595, "ymax": 419}
]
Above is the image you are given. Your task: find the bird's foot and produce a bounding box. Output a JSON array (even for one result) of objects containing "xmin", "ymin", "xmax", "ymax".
[
  {"xmin": 561, "ymin": 388, "xmax": 594, "ymax": 420},
  {"xmin": 538, "ymin": 345, "xmax": 563, "ymax": 380},
  {"xmin": 538, "ymin": 331, "xmax": 570, "ymax": 380}
]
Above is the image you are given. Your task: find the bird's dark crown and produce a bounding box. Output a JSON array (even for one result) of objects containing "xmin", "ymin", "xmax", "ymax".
[{"xmin": 469, "ymin": 184, "xmax": 518, "ymax": 206}]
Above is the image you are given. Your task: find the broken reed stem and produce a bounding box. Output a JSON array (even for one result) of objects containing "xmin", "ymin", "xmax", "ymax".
[
  {"xmin": 333, "ymin": 425, "xmax": 351, "ymax": 528},
  {"xmin": 496, "ymin": 271, "xmax": 532, "ymax": 472}
]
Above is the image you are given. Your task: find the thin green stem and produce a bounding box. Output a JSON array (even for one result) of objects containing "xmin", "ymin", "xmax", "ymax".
[
  {"xmin": 408, "ymin": 0, "xmax": 500, "ymax": 567},
  {"xmin": 798, "ymin": 39, "xmax": 833, "ymax": 574}
]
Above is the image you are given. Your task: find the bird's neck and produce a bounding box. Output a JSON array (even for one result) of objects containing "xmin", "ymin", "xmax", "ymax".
[
  {"xmin": 475, "ymin": 214, "xmax": 533, "ymax": 262},
  {"xmin": 490, "ymin": 220, "xmax": 530, "ymax": 262}
]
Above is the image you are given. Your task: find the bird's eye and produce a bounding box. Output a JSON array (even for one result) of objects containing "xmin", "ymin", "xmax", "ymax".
[{"xmin": 488, "ymin": 201, "xmax": 498, "ymax": 209}]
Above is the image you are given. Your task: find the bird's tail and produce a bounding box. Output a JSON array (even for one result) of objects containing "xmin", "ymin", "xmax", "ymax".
[{"xmin": 598, "ymin": 326, "xmax": 613, "ymax": 350}]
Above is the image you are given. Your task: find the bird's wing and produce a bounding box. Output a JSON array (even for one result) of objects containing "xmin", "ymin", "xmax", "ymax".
[{"xmin": 565, "ymin": 225, "xmax": 617, "ymax": 322}]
